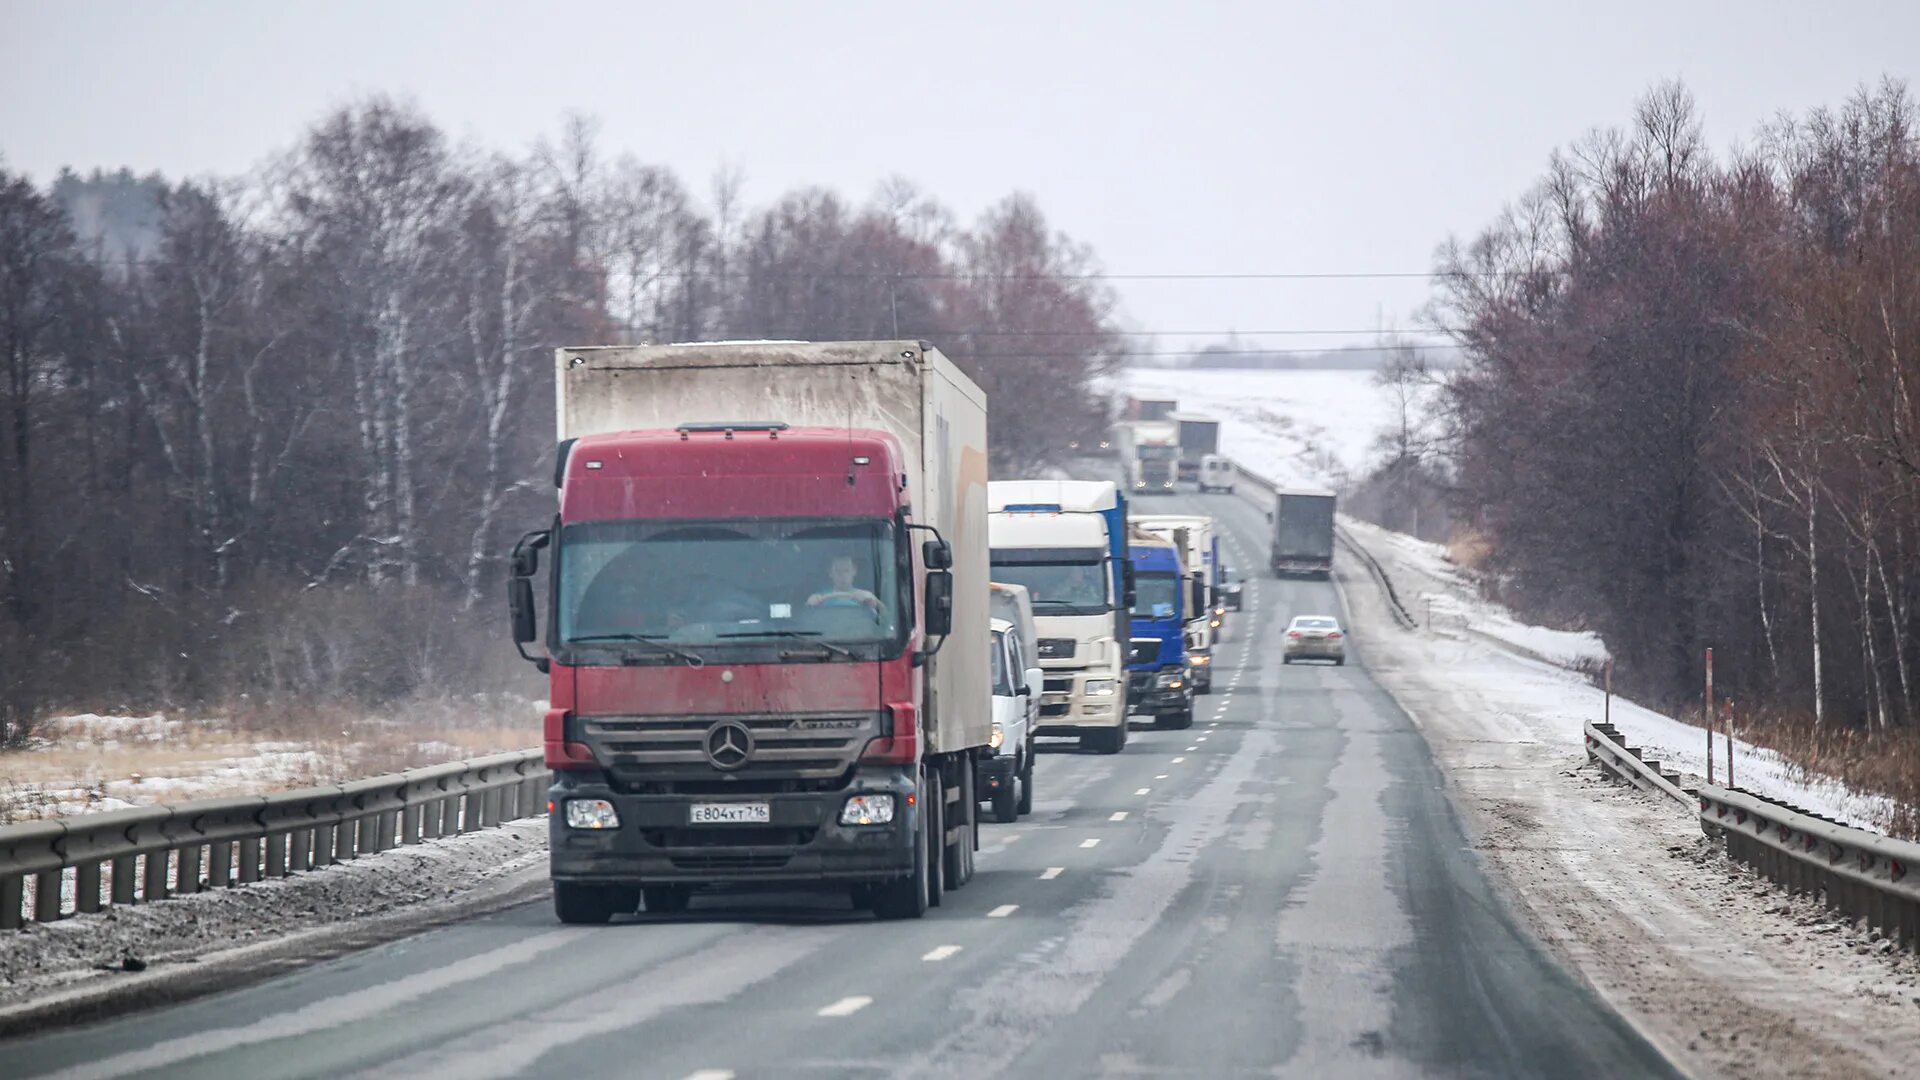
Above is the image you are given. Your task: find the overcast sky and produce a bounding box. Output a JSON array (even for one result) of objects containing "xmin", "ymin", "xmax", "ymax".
[{"xmin": 4, "ymin": 1, "xmax": 1914, "ymax": 356}]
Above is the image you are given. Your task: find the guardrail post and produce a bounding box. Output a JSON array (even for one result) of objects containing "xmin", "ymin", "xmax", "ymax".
[
  {"xmin": 76, "ymin": 861, "xmax": 102, "ymax": 913},
  {"xmin": 33, "ymin": 871, "xmax": 62, "ymax": 922},
  {"xmin": 335, "ymin": 817, "xmax": 356, "ymax": 861},
  {"xmin": 263, "ymin": 833, "xmax": 286, "ymax": 878},
  {"xmin": 376, "ymin": 808, "xmax": 397, "ymax": 852},
  {"xmin": 311, "ymin": 823, "xmax": 333, "ymax": 868},
  {"xmin": 176, "ymin": 843, "xmax": 202, "ymax": 894},
  {"xmin": 142, "ymin": 850, "xmax": 170, "ymax": 901},
  {"xmin": 237, "ymin": 836, "xmax": 261, "ymax": 883},
  {"xmin": 111, "ymin": 856, "xmax": 136, "ymax": 905},
  {"xmin": 403, "ymin": 805, "xmax": 423, "ymax": 845},
  {"xmin": 293, "ymin": 826, "xmax": 315, "ymax": 871},
  {"xmin": 209, "ymin": 841, "xmax": 232, "ymax": 887},
  {"xmin": 0, "ymin": 874, "xmax": 22, "ymax": 929}
]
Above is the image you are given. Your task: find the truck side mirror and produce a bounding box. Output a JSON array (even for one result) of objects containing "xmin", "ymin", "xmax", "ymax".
[
  {"xmin": 509, "ymin": 577, "xmax": 538, "ymax": 644},
  {"xmin": 923, "ymin": 570, "xmax": 954, "ymax": 636},
  {"xmin": 510, "ymin": 529, "xmax": 550, "ymax": 577},
  {"xmin": 923, "ymin": 539, "xmax": 953, "ymax": 570}
]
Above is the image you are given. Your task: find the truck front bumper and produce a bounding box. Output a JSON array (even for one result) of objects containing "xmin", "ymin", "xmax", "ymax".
[
  {"xmin": 547, "ymin": 765, "xmax": 919, "ymax": 887},
  {"xmin": 974, "ymin": 752, "xmax": 1015, "ymax": 800},
  {"xmin": 1126, "ymin": 680, "xmax": 1193, "ymax": 716},
  {"xmin": 1033, "ymin": 669, "xmax": 1124, "ymax": 736}
]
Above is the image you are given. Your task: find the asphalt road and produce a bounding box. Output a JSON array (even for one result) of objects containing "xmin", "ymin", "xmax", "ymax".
[{"xmin": 4, "ymin": 490, "xmax": 1676, "ymax": 1079}]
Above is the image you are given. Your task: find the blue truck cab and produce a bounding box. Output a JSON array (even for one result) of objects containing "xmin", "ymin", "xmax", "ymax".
[{"xmin": 1127, "ymin": 535, "xmax": 1195, "ymax": 729}]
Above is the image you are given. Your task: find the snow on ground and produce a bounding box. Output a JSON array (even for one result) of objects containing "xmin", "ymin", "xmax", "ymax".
[
  {"xmin": 1343, "ymin": 517, "xmax": 1903, "ymax": 832},
  {"xmin": 1332, "ymin": 530, "xmax": 1920, "ymax": 1080},
  {"xmin": 1119, "ymin": 367, "xmax": 1394, "ymax": 489}
]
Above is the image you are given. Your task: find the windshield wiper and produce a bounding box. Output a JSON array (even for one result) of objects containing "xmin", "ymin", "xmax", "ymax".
[
  {"xmin": 564, "ymin": 633, "xmax": 705, "ymax": 666},
  {"xmin": 716, "ymin": 629, "xmax": 858, "ymax": 660}
]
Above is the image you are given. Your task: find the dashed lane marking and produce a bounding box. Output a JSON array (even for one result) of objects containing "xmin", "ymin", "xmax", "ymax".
[
  {"xmin": 817, "ymin": 996, "xmax": 873, "ymax": 1018},
  {"xmin": 1080, "ymin": 838, "xmax": 1102, "ymax": 849},
  {"xmin": 987, "ymin": 904, "xmax": 1019, "ymax": 918},
  {"xmin": 922, "ymin": 945, "xmax": 963, "ymax": 962},
  {"xmin": 1041, "ymin": 867, "xmax": 1065, "ymax": 879},
  {"xmin": 1171, "ymin": 756, "xmax": 1186, "ymax": 763},
  {"xmin": 1135, "ymin": 787, "xmax": 1151, "ymax": 795},
  {"xmin": 1156, "ymin": 774, "xmax": 1170, "ymax": 779},
  {"xmin": 683, "ymin": 1071, "xmax": 734, "ymax": 1080},
  {"xmin": 1110, "ymin": 811, "xmax": 1129, "ymax": 822}
]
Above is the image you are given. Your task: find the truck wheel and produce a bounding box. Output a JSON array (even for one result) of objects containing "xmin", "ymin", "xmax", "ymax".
[
  {"xmin": 1016, "ymin": 751, "xmax": 1035, "ymax": 816},
  {"xmin": 643, "ymin": 886, "xmax": 690, "ymax": 914},
  {"xmin": 552, "ymin": 882, "xmax": 620, "ymax": 925},
  {"xmin": 946, "ymin": 768, "xmax": 975, "ymax": 887},
  {"xmin": 1087, "ymin": 722, "xmax": 1127, "ymax": 754},
  {"xmin": 991, "ymin": 765, "xmax": 1018, "ymax": 824},
  {"xmin": 872, "ymin": 797, "xmax": 931, "ymax": 920},
  {"xmin": 1336, "ymin": 656, "xmax": 1346, "ymax": 666}
]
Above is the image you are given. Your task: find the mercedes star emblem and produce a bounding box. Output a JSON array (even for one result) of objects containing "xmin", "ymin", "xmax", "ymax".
[{"xmin": 704, "ymin": 720, "xmax": 753, "ymax": 770}]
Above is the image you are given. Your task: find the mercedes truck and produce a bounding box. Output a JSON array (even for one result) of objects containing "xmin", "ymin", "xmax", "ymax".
[
  {"xmin": 508, "ymin": 340, "xmax": 992, "ymax": 923},
  {"xmin": 987, "ymin": 481, "xmax": 1133, "ymax": 754}
]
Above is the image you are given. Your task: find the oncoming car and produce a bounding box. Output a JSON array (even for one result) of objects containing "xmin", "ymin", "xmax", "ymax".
[{"xmin": 1282, "ymin": 615, "xmax": 1345, "ymax": 665}]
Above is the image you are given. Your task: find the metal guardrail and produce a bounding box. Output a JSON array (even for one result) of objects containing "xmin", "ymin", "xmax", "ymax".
[
  {"xmin": 1584, "ymin": 721, "xmax": 1694, "ymax": 808},
  {"xmin": 0, "ymin": 749, "xmax": 547, "ymax": 929},
  {"xmin": 1699, "ymin": 783, "xmax": 1920, "ymax": 950}
]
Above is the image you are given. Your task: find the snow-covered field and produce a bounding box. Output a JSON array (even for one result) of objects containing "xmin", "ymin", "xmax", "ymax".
[
  {"xmin": 1119, "ymin": 367, "xmax": 1398, "ymax": 489},
  {"xmin": 1, "ymin": 706, "xmax": 538, "ymax": 822}
]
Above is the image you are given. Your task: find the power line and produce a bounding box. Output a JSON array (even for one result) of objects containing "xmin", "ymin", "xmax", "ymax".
[{"xmin": 611, "ymin": 325, "xmax": 1457, "ymax": 337}]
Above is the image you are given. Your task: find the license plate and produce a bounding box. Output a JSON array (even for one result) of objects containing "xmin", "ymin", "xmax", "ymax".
[{"xmin": 690, "ymin": 802, "xmax": 770, "ymax": 825}]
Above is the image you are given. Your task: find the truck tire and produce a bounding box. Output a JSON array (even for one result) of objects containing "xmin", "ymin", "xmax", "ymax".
[
  {"xmin": 1016, "ymin": 750, "xmax": 1035, "ymax": 816},
  {"xmin": 946, "ymin": 768, "xmax": 975, "ymax": 887},
  {"xmin": 872, "ymin": 794, "xmax": 931, "ymax": 920},
  {"xmin": 643, "ymin": 886, "xmax": 690, "ymax": 914},
  {"xmin": 553, "ymin": 882, "xmax": 622, "ymax": 925},
  {"xmin": 991, "ymin": 763, "xmax": 1018, "ymax": 824},
  {"xmin": 1086, "ymin": 722, "xmax": 1127, "ymax": 754},
  {"xmin": 1158, "ymin": 708, "xmax": 1193, "ymax": 731}
]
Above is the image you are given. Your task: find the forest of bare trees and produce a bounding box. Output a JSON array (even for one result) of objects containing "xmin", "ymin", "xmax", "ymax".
[
  {"xmin": 0, "ymin": 100, "xmax": 1123, "ymax": 741},
  {"xmin": 1434, "ymin": 80, "xmax": 1920, "ymax": 734}
]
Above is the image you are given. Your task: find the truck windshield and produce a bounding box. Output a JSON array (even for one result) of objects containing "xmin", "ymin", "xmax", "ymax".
[
  {"xmin": 988, "ymin": 558, "xmax": 1110, "ymax": 615},
  {"xmin": 557, "ymin": 517, "xmax": 902, "ymax": 656},
  {"xmin": 1131, "ymin": 571, "xmax": 1179, "ymax": 619}
]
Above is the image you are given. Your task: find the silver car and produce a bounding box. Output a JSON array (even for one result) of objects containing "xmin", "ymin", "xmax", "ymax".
[{"xmin": 1282, "ymin": 615, "xmax": 1345, "ymax": 665}]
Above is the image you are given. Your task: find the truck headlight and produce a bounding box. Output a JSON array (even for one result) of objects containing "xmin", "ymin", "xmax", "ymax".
[
  {"xmin": 1154, "ymin": 667, "xmax": 1184, "ymax": 688},
  {"xmin": 840, "ymin": 794, "xmax": 895, "ymax": 826},
  {"xmin": 1190, "ymin": 653, "xmax": 1211, "ymax": 666},
  {"xmin": 989, "ymin": 721, "xmax": 1005, "ymax": 750},
  {"xmin": 564, "ymin": 798, "xmax": 620, "ymax": 830},
  {"xmin": 1084, "ymin": 678, "xmax": 1115, "ymax": 696}
]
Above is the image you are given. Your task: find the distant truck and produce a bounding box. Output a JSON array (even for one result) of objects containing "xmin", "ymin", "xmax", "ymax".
[
  {"xmin": 987, "ymin": 481, "xmax": 1133, "ymax": 754},
  {"xmin": 1126, "ymin": 528, "xmax": 1195, "ymax": 729},
  {"xmin": 1116, "ymin": 420, "xmax": 1180, "ymax": 495},
  {"xmin": 1270, "ymin": 488, "xmax": 1337, "ymax": 578},
  {"xmin": 1125, "ymin": 396, "xmax": 1177, "ymax": 422},
  {"xmin": 509, "ymin": 340, "xmax": 992, "ymax": 923},
  {"xmin": 981, "ymin": 583, "xmax": 1041, "ymax": 823},
  {"xmin": 1131, "ymin": 514, "xmax": 1220, "ymax": 693},
  {"xmin": 1171, "ymin": 415, "xmax": 1220, "ymax": 484}
]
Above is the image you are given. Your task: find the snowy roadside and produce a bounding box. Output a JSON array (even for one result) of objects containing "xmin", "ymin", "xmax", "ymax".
[
  {"xmin": 0, "ymin": 817, "xmax": 548, "ymax": 1035},
  {"xmin": 1334, "ymin": 529, "xmax": 1920, "ymax": 1080},
  {"xmin": 1341, "ymin": 517, "xmax": 1903, "ymax": 833}
]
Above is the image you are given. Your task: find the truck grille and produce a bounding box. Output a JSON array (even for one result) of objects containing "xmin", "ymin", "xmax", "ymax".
[
  {"xmin": 1128, "ymin": 671, "xmax": 1155, "ymax": 696},
  {"xmin": 580, "ymin": 711, "xmax": 881, "ymax": 785},
  {"xmin": 1042, "ymin": 676, "xmax": 1075, "ymax": 695},
  {"xmin": 1036, "ymin": 638, "xmax": 1076, "ymax": 659},
  {"xmin": 1040, "ymin": 702, "xmax": 1072, "ymax": 718}
]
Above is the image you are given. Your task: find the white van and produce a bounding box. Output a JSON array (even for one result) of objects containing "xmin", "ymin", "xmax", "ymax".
[
  {"xmin": 980, "ymin": 585, "xmax": 1042, "ymax": 822},
  {"xmin": 1198, "ymin": 454, "xmax": 1235, "ymax": 494}
]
